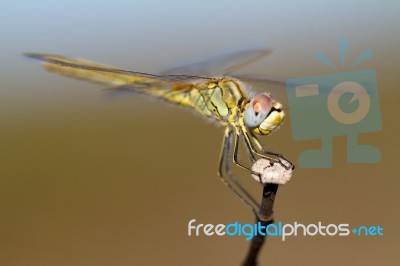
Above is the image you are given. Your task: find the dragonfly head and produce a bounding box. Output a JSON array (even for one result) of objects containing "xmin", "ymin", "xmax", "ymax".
[{"xmin": 243, "ymin": 93, "xmax": 285, "ymax": 135}]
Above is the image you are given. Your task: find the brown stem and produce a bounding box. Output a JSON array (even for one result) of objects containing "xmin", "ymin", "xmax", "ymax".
[{"xmin": 242, "ymin": 183, "xmax": 278, "ymax": 266}]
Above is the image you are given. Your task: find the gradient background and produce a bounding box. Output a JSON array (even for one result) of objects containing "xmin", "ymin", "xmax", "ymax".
[{"xmin": 1, "ymin": 1, "xmax": 399, "ymax": 265}]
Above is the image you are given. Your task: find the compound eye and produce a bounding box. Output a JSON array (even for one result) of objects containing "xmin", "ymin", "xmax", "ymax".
[
  {"xmin": 244, "ymin": 94, "xmax": 272, "ymax": 127},
  {"xmin": 252, "ymin": 94, "xmax": 272, "ymax": 116}
]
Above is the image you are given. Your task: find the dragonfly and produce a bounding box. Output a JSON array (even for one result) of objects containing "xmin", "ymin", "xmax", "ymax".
[{"xmin": 24, "ymin": 48, "xmax": 294, "ymax": 217}]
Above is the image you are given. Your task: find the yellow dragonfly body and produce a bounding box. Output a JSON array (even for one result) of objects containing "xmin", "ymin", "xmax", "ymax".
[{"xmin": 25, "ymin": 50, "xmax": 293, "ymax": 216}]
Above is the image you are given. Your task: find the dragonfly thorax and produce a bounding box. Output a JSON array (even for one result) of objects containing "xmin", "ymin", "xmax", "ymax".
[{"xmin": 186, "ymin": 79, "xmax": 246, "ymax": 124}]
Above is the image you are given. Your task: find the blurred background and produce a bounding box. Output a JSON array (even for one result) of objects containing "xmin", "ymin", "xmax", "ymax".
[{"xmin": 1, "ymin": 0, "xmax": 399, "ymax": 265}]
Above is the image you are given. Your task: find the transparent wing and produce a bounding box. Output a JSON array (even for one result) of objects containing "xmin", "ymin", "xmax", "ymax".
[
  {"xmin": 161, "ymin": 47, "xmax": 296, "ymax": 89},
  {"xmin": 231, "ymin": 73, "xmax": 288, "ymax": 87},
  {"xmin": 24, "ymin": 53, "xmax": 212, "ymax": 86},
  {"xmin": 232, "ymin": 73, "xmax": 374, "ymax": 99},
  {"xmin": 24, "ymin": 52, "xmax": 220, "ymax": 107},
  {"xmin": 161, "ymin": 47, "xmax": 271, "ymax": 76},
  {"xmin": 159, "ymin": 47, "xmax": 373, "ymax": 97}
]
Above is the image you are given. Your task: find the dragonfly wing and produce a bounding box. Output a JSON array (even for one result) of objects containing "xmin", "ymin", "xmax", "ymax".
[
  {"xmin": 231, "ymin": 74, "xmax": 364, "ymax": 96},
  {"xmin": 24, "ymin": 53, "xmax": 213, "ymax": 108},
  {"xmin": 231, "ymin": 73, "xmax": 288, "ymax": 87},
  {"xmin": 24, "ymin": 53, "xmax": 211, "ymax": 86},
  {"xmin": 161, "ymin": 47, "xmax": 271, "ymax": 76},
  {"xmin": 24, "ymin": 53, "xmax": 171, "ymax": 86}
]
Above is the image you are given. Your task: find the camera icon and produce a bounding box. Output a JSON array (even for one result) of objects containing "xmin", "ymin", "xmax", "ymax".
[{"xmin": 286, "ymin": 68, "xmax": 382, "ymax": 168}]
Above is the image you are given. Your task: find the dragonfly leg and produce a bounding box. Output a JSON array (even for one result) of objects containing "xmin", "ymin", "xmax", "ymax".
[
  {"xmin": 242, "ymin": 133, "xmax": 257, "ymax": 163},
  {"xmin": 242, "ymin": 129, "xmax": 294, "ymax": 171},
  {"xmin": 232, "ymin": 132, "xmax": 263, "ymax": 185},
  {"xmin": 218, "ymin": 128, "xmax": 261, "ymax": 215},
  {"xmin": 231, "ymin": 132, "xmax": 260, "ymax": 207},
  {"xmin": 241, "ymin": 134, "xmax": 264, "ymax": 184},
  {"xmin": 218, "ymin": 128, "xmax": 232, "ymax": 177}
]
